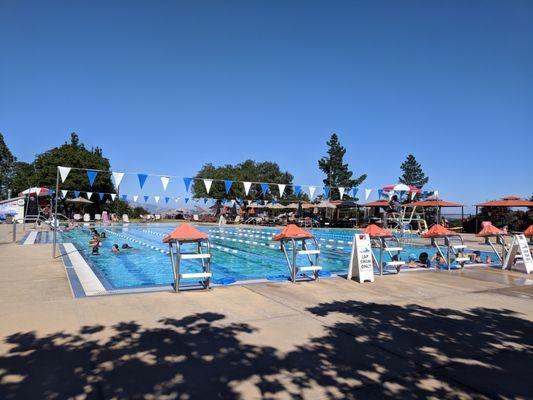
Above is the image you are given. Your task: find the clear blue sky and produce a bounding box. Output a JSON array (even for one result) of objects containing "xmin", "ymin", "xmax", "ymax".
[{"xmin": 1, "ymin": 0, "xmax": 532, "ymax": 206}]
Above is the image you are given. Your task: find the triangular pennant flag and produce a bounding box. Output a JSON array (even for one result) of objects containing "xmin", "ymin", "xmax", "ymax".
[
  {"xmin": 160, "ymin": 176, "xmax": 170, "ymax": 191},
  {"xmin": 422, "ymin": 191, "xmax": 427, "ymax": 200},
  {"xmin": 378, "ymin": 189, "xmax": 383, "ymax": 199},
  {"xmin": 434, "ymin": 190, "xmax": 439, "ymax": 198},
  {"xmin": 294, "ymin": 185, "xmax": 302, "ymax": 196},
  {"xmin": 133, "ymin": 195, "xmax": 139, "ymax": 202},
  {"xmin": 112, "ymin": 172, "xmax": 124, "ymax": 188},
  {"xmin": 154, "ymin": 196, "xmax": 160, "ymax": 204},
  {"xmin": 165, "ymin": 197, "xmax": 170, "ymax": 204},
  {"xmin": 243, "ymin": 182, "xmax": 252, "ymax": 196},
  {"xmin": 352, "ymin": 188, "xmax": 359, "ymax": 198},
  {"xmin": 185, "ymin": 198, "xmax": 189, "ymax": 204},
  {"xmin": 137, "ymin": 174, "xmax": 148, "ymax": 189},
  {"xmin": 74, "ymin": 191, "xmax": 80, "ymax": 198},
  {"xmin": 323, "ymin": 186, "xmax": 330, "ymax": 197},
  {"xmin": 410, "ymin": 191, "xmax": 417, "ymax": 200},
  {"xmin": 98, "ymin": 193, "xmax": 104, "ymax": 200},
  {"xmin": 308, "ymin": 186, "xmax": 316, "ymax": 199},
  {"xmin": 278, "ymin": 184, "xmax": 286, "ymax": 197},
  {"xmin": 144, "ymin": 195, "xmax": 149, "ymax": 203},
  {"xmin": 175, "ymin": 197, "xmax": 180, "ymax": 203},
  {"xmin": 49, "ymin": 189, "xmax": 55, "ymax": 196},
  {"xmin": 121, "ymin": 194, "xmax": 128, "ymax": 201},
  {"xmin": 183, "ymin": 177, "xmax": 192, "ymax": 192},
  {"xmin": 110, "ymin": 194, "xmax": 116, "ymax": 201},
  {"xmin": 203, "ymin": 179, "xmax": 213, "ymax": 194},
  {"xmin": 260, "ymin": 183, "xmax": 269, "ymax": 195},
  {"xmin": 86, "ymin": 192, "xmax": 93, "ymax": 199},
  {"xmin": 224, "ymin": 180, "xmax": 233, "ymax": 194},
  {"xmin": 204, "ymin": 198, "xmax": 208, "ymax": 204},
  {"xmin": 338, "ymin": 187, "xmax": 345, "ymax": 199},
  {"xmin": 58, "ymin": 166, "xmax": 71, "ymax": 183},
  {"xmin": 86, "ymin": 170, "xmax": 98, "ymax": 186},
  {"xmin": 61, "ymin": 190, "xmax": 68, "ymax": 198},
  {"xmin": 364, "ymin": 189, "xmax": 372, "ymax": 200}
]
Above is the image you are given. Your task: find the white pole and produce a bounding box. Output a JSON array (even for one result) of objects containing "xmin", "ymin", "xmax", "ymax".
[{"xmin": 52, "ymin": 167, "xmax": 59, "ymax": 258}]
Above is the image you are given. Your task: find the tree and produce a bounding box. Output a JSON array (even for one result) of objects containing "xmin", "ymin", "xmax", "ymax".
[
  {"xmin": 10, "ymin": 162, "xmax": 37, "ymax": 195},
  {"xmin": 0, "ymin": 133, "xmax": 16, "ymax": 199},
  {"xmin": 318, "ymin": 133, "xmax": 366, "ymax": 200},
  {"xmin": 192, "ymin": 160, "xmax": 306, "ymax": 202},
  {"xmin": 399, "ymin": 154, "xmax": 429, "ymax": 188}
]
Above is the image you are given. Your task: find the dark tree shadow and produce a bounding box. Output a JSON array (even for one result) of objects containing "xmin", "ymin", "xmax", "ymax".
[{"xmin": 1, "ymin": 304, "xmax": 532, "ymax": 399}]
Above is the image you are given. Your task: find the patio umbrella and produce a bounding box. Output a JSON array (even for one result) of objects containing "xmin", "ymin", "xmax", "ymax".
[
  {"xmin": 19, "ymin": 187, "xmax": 50, "ymax": 196},
  {"xmin": 316, "ymin": 201, "xmax": 336, "ymax": 209},
  {"xmin": 286, "ymin": 203, "xmax": 299, "ymax": 209},
  {"xmin": 474, "ymin": 196, "xmax": 533, "ymax": 231},
  {"xmin": 268, "ymin": 203, "xmax": 286, "ymax": 209},
  {"xmin": 524, "ymin": 225, "xmax": 533, "ymax": 237},
  {"xmin": 66, "ymin": 197, "xmax": 93, "ymax": 204},
  {"xmin": 382, "ymin": 184, "xmax": 421, "ymax": 193}
]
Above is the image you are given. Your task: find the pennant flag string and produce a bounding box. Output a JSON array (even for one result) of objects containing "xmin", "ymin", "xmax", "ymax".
[{"xmin": 87, "ymin": 170, "xmax": 98, "ymax": 186}]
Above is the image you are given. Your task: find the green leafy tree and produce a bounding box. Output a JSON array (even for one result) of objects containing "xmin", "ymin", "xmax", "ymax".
[
  {"xmin": 0, "ymin": 133, "xmax": 16, "ymax": 199},
  {"xmin": 10, "ymin": 162, "xmax": 37, "ymax": 195},
  {"xmin": 399, "ymin": 154, "xmax": 429, "ymax": 188},
  {"xmin": 318, "ymin": 133, "xmax": 366, "ymax": 200},
  {"xmin": 192, "ymin": 160, "xmax": 307, "ymax": 202}
]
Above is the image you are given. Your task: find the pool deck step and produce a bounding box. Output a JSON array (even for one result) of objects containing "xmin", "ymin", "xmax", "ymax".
[{"xmin": 62, "ymin": 243, "xmax": 106, "ymax": 296}]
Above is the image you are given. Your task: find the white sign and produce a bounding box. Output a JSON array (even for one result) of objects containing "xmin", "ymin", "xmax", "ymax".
[
  {"xmin": 347, "ymin": 233, "xmax": 375, "ymax": 283},
  {"xmin": 503, "ymin": 234, "xmax": 533, "ymax": 274}
]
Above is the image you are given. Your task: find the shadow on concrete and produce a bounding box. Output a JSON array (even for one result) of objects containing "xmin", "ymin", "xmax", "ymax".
[{"xmin": 0, "ymin": 303, "xmax": 532, "ymax": 399}]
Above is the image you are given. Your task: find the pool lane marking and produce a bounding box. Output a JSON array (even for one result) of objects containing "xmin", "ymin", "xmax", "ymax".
[
  {"xmin": 63, "ymin": 243, "xmax": 106, "ymax": 295},
  {"xmin": 105, "ymin": 229, "xmax": 170, "ymax": 255}
]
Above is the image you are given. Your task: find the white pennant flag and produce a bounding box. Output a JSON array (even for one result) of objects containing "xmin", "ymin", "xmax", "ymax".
[
  {"xmin": 61, "ymin": 190, "xmax": 68, "ymax": 198},
  {"xmin": 243, "ymin": 182, "xmax": 252, "ymax": 196},
  {"xmin": 364, "ymin": 189, "xmax": 372, "ymax": 200},
  {"xmin": 203, "ymin": 179, "xmax": 213, "ymax": 194},
  {"xmin": 308, "ymin": 186, "xmax": 316, "ymax": 199},
  {"xmin": 175, "ymin": 197, "xmax": 180, "ymax": 203},
  {"xmin": 86, "ymin": 192, "xmax": 93, "ymax": 199},
  {"xmin": 133, "ymin": 195, "xmax": 139, "ymax": 202},
  {"xmin": 58, "ymin": 166, "xmax": 71, "ymax": 182},
  {"xmin": 278, "ymin": 184, "xmax": 286, "ymax": 197},
  {"xmin": 338, "ymin": 187, "xmax": 345, "ymax": 199},
  {"xmin": 110, "ymin": 194, "xmax": 116, "ymax": 201},
  {"xmin": 112, "ymin": 172, "xmax": 124, "ymax": 188},
  {"xmin": 410, "ymin": 191, "xmax": 417, "ymax": 200},
  {"xmin": 154, "ymin": 196, "xmax": 160, "ymax": 204},
  {"xmin": 433, "ymin": 190, "xmax": 439, "ymax": 198},
  {"xmin": 160, "ymin": 176, "xmax": 170, "ymax": 191}
]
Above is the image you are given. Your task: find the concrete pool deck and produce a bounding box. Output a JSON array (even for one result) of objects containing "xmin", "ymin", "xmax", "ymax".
[{"xmin": 0, "ymin": 226, "xmax": 532, "ymax": 399}]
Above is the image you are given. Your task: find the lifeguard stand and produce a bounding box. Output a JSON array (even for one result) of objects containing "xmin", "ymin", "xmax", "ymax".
[
  {"xmin": 272, "ymin": 224, "xmax": 322, "ymax": 282},
  {"xmin": 422, "ymin": 224, "xmax": 469, "ymax": 269},
  {"xmin": 476, "ymin": 222, "xmax": 508, "ymax": 264},
  {"xmin": 163, "ymin": 224, "xmax": 212, "ymax": 292}
]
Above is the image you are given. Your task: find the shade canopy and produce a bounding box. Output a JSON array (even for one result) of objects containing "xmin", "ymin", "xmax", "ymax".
[
  {"xmin": 266, "ymin": 203, "xmax": 286, "ymax": 209},
  {"xmin": 382, "ymin": 184, "xmax": 420, "ymax": 193},
  {"xmin": 524, "ymin": 225, "xmax": 533, "ymax": 237},
  {"xmin": 162, "ymin": 224, "xmax": 208, "ymax": 243},
  {"xmin": 360, "ymin": 200, "xmax": 390, "ymax": 208},
  {"xmin": 286, "ymin": 203, "xmax": 300, "ymax": 209},
  {"xmin": 476, "ymin": 223, "xmax": 507, "ymax": 237},
  {"xmin": 19, "ymin": 187, "xmax": 50, "ymax": 197},
  {"xmin": 272, "ymin": 224, "xmax": 314, "ymax": 241},
  {"xmin": 403, "ymin": 198, "xmax": 462, "ymax": 208},
  {"xmin": 316, "ymin": 201, "xmax": 337, "ymax": 209},
  {"xmin": 66, "ymin": 197, "xmax": 93, "ymax": 204},
  {"xmin": 422, "ymin": 224, "xmax": 456, "ymax": 238},
  {"xmin": 364, "ymin": 224, "xmax": 392, "ymax": 237},
  {"xmin": 476, "ymin": 196, "xmax": 533, "ymax": 207}
]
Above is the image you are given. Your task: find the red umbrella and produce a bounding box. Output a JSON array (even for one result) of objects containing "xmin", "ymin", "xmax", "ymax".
[
  {"xmin": 163, "ymin": 224, "xmax": 208, "ymax": 243},
  {"xmin": 272, "ymin": 224, "xmax": 313, "ymax": 241},
  {"xmin": 422, "ymin": 224, "xmax": 456, "ymax": 238},
  {"xmin": 524, "ymin": 225, "xmax": 533, "ymax": 237}
]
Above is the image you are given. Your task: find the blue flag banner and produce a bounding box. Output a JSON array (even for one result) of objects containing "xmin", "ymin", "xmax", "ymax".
[
  {"xmin": 165, "ymin": 197, "xmax": 170, "ymax": 204},
  {"xmin": 204, "ymin": 198, "xmax": 208, "ymax": 204},
  {"xmin": 352, "ymin": 188, "xmax": 359, "ymax": 198},
  {"xmin": 144, "ymin": 195, "xmax": 149, "ymax": 203},
  {"xmin": 98, "ymin": 193, "xmax": 104, "ymax": 200},
  {"xmin": 261, "ymin": 183, "xmax": 269, "ymax": 195},
  {"xmin": 49, "ymin": 189, "xmax": 55, "ymax": 196},
  {"xmin": 378, "ymin": 189, "xmax": 383, "ymax": 199},
  {"xmin": 294, "ymin": 185, "xmax": 302, "ymax": 196},
  {"xmin": 185, "ymin": 198, "xmax": 189, "ymax": 204},
  {"xmin": 224, "ymin": 180, "xmax": 233, "ymax": 194},
  {"xmin": 121, "ymin": 194, "xmax": 128, "ymax": 200},
  {"xmin": 323, "ymin": 186, "xmax": 330, "ymax": 197},
  {"xmin": 422, "ymin": 191, "xmax": 427, "ymax": 200},
  {"xmin": 74, "ymin": 191, "xmax": 80, "ymax": 198},
  {"xmin": 86, "ymin": 170, "xmax": 98, "ymax": 186},
  {"xmin": 183, "ymin": 177, "xmax": 192, "ymax": 192},
  {"xmin": 137, "ymin": 174, "xmax": 148, "ymax": 189}
]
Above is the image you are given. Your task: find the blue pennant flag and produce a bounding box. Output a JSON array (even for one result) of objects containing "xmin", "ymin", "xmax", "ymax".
[
  {"xmin": 224, "ymin": 180, "xmax": 233, "ymax": 194},
  {"xmin": 185, "ymin": 198, "xmax": 189, "ymax": 204},
  {"xmin": 121, "ymin": 194, "xmax": 128, "ymax": 201},
  {"xmin": 74, "ymin": 191, "xmax": 80, "ymax": 198},
  {"xmin": 86, "ymin": 170, "xmax": 98, "ymax": 186},
  {"xmin": 294, "ymin": 185, "xmax": 302, "ymax": 196},
  {"xmin": 165, "ymin": 197, "xmax": 170, "ymax": 204},
  {"xmin": 352, "ymin": 188, "xmax": 359, "ymax": 198},
  {"xmin": 183, "ymin": 177, "xmax": 192, "ymax": 192},
  {"xmin": 261, "ymin": 183, "xmax": 269, "ymax": 195},
  {"xmin": 378, "ymin": 189, "xmax": 383, "ymax": 199},
  {"xmin": 323, "ymin": 186, "xmax": 330, "ymax": 197},
  {"xmin": 399, "ymin": 190, "xmax": 406, "ymax": 198},
  {"xmin": 98, "ymin": 193, "xmax": 104, "ymax": 201},
  {"xmin": 422, "ymin": 191, "xmax": 427, "ymax": 200},
  {"xmin": 204, "ymin": 198, "xmax": 208, "ymax": 204},
  {"xmin": 144, "ymin": 195, "xmax": 149, "ymax": 203},
  {"xmin": 272, "ymin": 199, "xmax": 277, "ymax": 204},
  {"xmin": 49, "ymin": 189, "xmax": 55, "ymax": 196},
  {"xmin": 137, "ymin": 174, "xmax": 148, "ymax": 189}
]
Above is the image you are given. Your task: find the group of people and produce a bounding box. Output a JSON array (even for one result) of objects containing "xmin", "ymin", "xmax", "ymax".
[
  {"xmin": 392, "ymin": 249, "xmax": 491, "ymax": 271},
  {"xmin": 88, "ymin": 228, "xmax": 133, "ymax": 255}
]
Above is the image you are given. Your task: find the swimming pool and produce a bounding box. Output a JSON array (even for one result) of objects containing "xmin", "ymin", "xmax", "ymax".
[{"xmin": 50, "ymin": 224, "xmax": 498, "ymax": 290}]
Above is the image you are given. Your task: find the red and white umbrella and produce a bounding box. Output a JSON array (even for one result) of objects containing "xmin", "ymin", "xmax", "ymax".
[
  {"xmin": 382, "ymin": 184, "xmax": 421, "ymax": 193},
  {"xmin": 18, "ymin": 187, "xmax": 51, "ymax": 196}
]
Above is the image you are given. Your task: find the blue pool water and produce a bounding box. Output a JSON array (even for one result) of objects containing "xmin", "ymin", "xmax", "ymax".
[{"xmin": 51, "ymin": 224, "xmax": 499, "ymax": 289}]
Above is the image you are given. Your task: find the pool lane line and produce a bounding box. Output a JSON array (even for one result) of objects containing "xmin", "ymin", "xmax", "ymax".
[{"xmin": 104, "ymin": 229, "xmax": 170, "ymax": 255}]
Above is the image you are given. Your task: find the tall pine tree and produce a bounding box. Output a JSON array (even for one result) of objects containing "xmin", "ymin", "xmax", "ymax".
[
  {"xmin": 0, "ymin": 133, "xmax": 16, "ymax": 199},
  {"xmin": 398, "ymin": 154, "xmax": 429, "ymax": 188},
  {"xmin": 318, "ymin": 133, "xmax": 366, "ymax": 200}
]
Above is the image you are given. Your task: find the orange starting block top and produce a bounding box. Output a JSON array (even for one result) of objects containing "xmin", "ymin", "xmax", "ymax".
[
  {"xmin": 364, "ymin": 224, "xmax": 392, "ymax": 237},
  {"xmin": 272, "ymin": 224, "xmax": 314, "ymax": 241},
  {"xmin": 524, "ymin": 225, "xmax": 533, "ymax": 237},
  {"xmin": 476, "ymin": 223, "xmax": 506, "ymax": 237},
  {"xmin": 422, "ymin": 224, "xmax": 456, "ymax": 238},
  {"xmin": 162, "ymin": 224, "xmax": 209, "ymax": 243}
]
